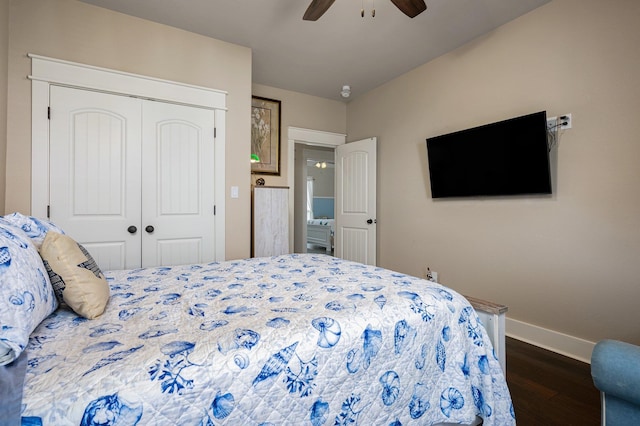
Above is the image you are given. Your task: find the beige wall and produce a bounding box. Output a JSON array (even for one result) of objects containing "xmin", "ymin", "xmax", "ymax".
[
  {"xmin": 307, "ymin": 166, "xmax": 335, "ymax": 198},
  {"xmin": 251, "ymin": 83, "xmax": 346, "ymax": 187},
  {"xmin": 347, "ymin": 0, "xmax": 640, "ymax": 345},
  {"xmin": 306, "ymin": 146, "xmax": 335, "ymax": 199},
  {"xmin": 0, "ymin": 0, "xmax": 8, "ymax": 214},
  {"xmin": 5, "ymin": 0, "xmax": 252, "ymax": 259},
  {"xmin": 308, "ymin": 168, "xmax": 334, "ymax": 199}
]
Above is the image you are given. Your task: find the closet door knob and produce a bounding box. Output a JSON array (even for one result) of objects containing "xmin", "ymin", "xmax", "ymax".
[
  {"xmin": 366, "ymin": 219, "xmax": 373, "ymax": 224},
  {"xmin": 127, "ymin": 226, "xmax": 137, "ymax": 234},
  {"xmin": 145, "ymin": 225, "xmax": 155, "ymax": 233}
]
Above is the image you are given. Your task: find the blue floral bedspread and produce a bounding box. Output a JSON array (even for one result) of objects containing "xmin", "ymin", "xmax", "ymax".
[{"xmin": 22, "ymin": 254, "xmax": 515, "ymax": 425}]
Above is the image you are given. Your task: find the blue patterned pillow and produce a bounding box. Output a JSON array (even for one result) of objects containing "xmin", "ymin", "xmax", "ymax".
[
  {"xmin": 0, "ymin": 222, "xmax": 58, "ymax": 366},
  {"xmin": 0, "ymin": 212, "xmax": 65, "ymax": 250}
]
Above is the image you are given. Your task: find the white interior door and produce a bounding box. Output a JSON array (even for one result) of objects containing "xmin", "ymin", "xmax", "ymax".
[
  {"xmin": 141, "ymin": 101, "xmax": 216, "ymax": 267},
  {"xmin": 49, "ymin": 86, "xmax": 142, "ymax": 270},
  {"xmin": 335, "ymin": 137, "xmax": 377, "ymax": 265}
]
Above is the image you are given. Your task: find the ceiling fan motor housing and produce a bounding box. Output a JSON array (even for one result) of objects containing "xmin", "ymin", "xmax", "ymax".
[{"xmin": 304, "ymin": 0, "xmax": 426, "ymax": 21}]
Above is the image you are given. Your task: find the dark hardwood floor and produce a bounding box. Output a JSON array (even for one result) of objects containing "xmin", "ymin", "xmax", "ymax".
[{"xmin": 506, "ymin": 337, "xmax": 600, "ymax": 425}]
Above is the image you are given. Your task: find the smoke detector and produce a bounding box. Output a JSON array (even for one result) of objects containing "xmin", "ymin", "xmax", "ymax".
[{"xmin": 341, "ymin": 85, "xmax": 351, "ymax": 98}]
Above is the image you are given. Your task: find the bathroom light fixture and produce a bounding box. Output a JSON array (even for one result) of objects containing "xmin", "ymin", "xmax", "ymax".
[
  {"xmin": 341, "ymin": 85, "xmax": 351, "ymax": 98},
  {"xmin": 315, "ymin": 161, "xmax": 327, "ymax": 169}
]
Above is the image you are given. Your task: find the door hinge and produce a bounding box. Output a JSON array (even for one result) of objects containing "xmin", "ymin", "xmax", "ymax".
[
  {"xmin": 46, "ymin": 205, "xmax": 50, "ymax": 218},
  {"xmin": 214, "ymin": 127, "xmax": 217, "ymax": 138},
  {"xmin": 213, "ymin": 205, "xmax": 216, "ymax": 215},
  {"xmin": 47, "ymin": 107, "xmax": 50, "ymax": 120}
]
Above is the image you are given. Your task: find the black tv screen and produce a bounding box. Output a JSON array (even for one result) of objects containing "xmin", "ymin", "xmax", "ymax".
[{"xmin": 426, "ymin": 111, "xmax": 551, "ymax": 198}]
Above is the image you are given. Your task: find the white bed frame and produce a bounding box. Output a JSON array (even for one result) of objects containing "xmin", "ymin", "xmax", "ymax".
[
  {"xmin": 465, "ymin": 295, "xmax": 508, "ymax": 375},
  {"xmin": 306, "ymin": 223, "xmax": 333, "ymax": 253}
]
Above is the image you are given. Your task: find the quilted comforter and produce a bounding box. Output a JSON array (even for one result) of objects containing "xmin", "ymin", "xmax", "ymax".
[{"xmin": 22, "ymin": 254, "xmax": 515, "ymax": 425}]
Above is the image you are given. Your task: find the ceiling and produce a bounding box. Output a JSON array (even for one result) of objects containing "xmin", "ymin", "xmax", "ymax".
[{"xmin": 79, "ymin": 0, "xmax": 550, "ymax": 102}]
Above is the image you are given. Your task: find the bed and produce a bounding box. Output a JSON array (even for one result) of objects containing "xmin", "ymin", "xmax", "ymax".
[
  {"xmin": 307, "ymin": 218, "xmax": 334, "ymax": 253},
  {"xmin": 1, "ymin": 214, "xmax": 515, "ymax": 426}
]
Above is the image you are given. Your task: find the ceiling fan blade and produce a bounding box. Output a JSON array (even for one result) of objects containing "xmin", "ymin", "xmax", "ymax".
[
  {"xmin": 390, "ymin": 0, "xmax": 427, "ymax": 18},
  {"xmin": 303, "ymin": 0, "xmax": 336, "ymax": 21}
]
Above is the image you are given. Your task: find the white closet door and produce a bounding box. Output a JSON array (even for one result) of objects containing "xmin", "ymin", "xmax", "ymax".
[
  {"xmin": 50, "ymin": 86, "xmax": 217, "ymax": 270},
  {"xmin": 141, "ymin": 101, "xmax": 216, "ymax": 267},
  {"xmin": 49, "ymin": 86, "xmax": 142, "ymax": 270}
]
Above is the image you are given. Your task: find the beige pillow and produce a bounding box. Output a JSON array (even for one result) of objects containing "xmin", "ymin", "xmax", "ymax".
[{"xmin": 40, "ymin": 232, "xmax": 109, "ymax": 319}]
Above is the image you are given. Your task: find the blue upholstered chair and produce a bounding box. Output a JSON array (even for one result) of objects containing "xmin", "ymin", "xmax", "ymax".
[{"xmin": 591, "ymin": 340, "xmax": 640, "ymax": 425}]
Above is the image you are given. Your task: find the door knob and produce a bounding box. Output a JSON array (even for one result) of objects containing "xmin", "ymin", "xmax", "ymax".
[
  {"xmin": 145, "ymin": 225, "xmax": 155, "ymax": 233},
  {"xmin": 367, "ymin": 219, "xmax": 373, "ymax": 224},
  {"xmin": 127, "ymin": 226, "xmax": 137, "ymax": 234}
]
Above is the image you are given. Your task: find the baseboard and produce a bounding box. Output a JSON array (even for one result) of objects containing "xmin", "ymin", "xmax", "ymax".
[{"xmin": 506, "ymin": 318, "xmax": 596, "ymax": 364}]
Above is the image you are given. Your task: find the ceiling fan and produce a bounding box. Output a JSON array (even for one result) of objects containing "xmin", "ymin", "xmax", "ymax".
[{"xmin": 303, "ymin": 0, "xmax": 427, "ymax": 21}]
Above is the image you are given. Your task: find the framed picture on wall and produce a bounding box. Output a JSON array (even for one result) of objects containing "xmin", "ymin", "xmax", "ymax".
[{"xmin": 251, "ymin": 95, "xmax": 281, "ymax": 175}]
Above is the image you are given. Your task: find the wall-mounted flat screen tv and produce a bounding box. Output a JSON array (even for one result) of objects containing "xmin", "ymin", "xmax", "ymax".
[{"xmin": 426, "ymin": 111, "xmax": 551, "ymax": 198}]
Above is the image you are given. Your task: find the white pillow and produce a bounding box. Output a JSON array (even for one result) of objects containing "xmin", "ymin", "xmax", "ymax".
[
  {"xmin": 1, "ymin": 212, "xmax": 65, "ymax": 249},
  {"xmin": 0, "ymin": 222, "xmax": 58, "ymax": 366},
  {"xmin": 40, "ymin": 232, "xmax": 110, "ymax": 319}
]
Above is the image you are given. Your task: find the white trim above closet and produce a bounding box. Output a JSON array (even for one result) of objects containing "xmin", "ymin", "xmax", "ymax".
[
  {"xmin": 28, "ymin": 54, "xmax": 227, "ymax": 108},
  {"xmin": 29, "ymin": 54, "xmax": 226, "ymax": 260}
]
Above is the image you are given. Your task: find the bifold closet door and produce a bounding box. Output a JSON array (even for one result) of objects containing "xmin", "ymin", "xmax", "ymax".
[
  {"xmin": 49, "ymin": 86, "xmax": 217, "ymax": 270},
  {"xmin": 49, "ymin": 85, "xmax": 142, "ymax": 270}
]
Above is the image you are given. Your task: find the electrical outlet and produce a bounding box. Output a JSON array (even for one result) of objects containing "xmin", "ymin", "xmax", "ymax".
[
  {"xmin": 547, "ymin": 113, "xmax": 572, "ymax": 131},
  {"xmin": 559, "ymin": 113, "xmax": 572, "ymax": 130},
  {"xmin": 426, "ymin": 267, "xmax": 438, "ymax": 282}
]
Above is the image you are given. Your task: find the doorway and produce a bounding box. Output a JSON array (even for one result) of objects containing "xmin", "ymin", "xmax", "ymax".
[
  {"xmin": 302, "ymin": 147, "xmax": 335, "ymax": 255},
  {"xmin": 286, "ymin": 127, "xmax": 345, "ymax": 254},
  {"xmin": 287, "ymin": 128, "xmax": 378, "ymax": 265}
]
